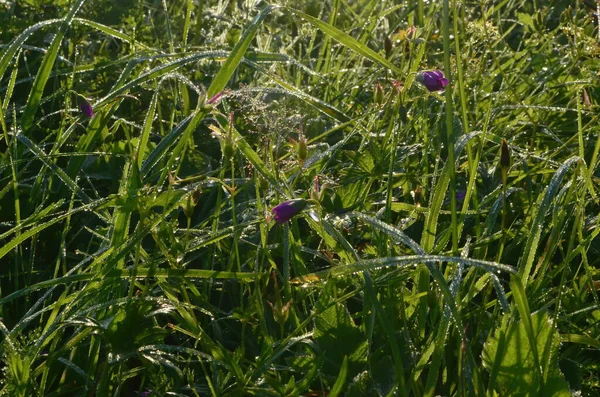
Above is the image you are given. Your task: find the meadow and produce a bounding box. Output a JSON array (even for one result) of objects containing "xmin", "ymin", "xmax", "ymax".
[{"xmin": 0, "ymin": 0, "xmax": 599, "ymax": 395}]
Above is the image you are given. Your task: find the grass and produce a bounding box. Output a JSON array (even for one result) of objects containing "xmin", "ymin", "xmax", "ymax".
[{"xmin": 0, "ymin": 0, "xmax": 599, "ymax": 395}]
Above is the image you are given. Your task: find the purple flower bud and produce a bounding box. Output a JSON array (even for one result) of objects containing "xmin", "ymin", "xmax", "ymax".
[
  {"xmin": 417, "ymin": 70, "xmax": 449, "ymax": 92},
  {"xmin": 78, "ymin": 97, "xmax": 93, "ymax": 118},
  {"xmin": 272, "ymin": 199, "xmax": 307, "ymax": 223},
  {"xmin": 443, "ymin": 190, "xmax": 467, "ymax": 207}
]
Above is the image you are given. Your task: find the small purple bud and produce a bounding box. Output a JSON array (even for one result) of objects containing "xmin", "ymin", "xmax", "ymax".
[
  {"xmin": 417, "ymin": 70, "xmax": 449, "ymax": 92},
  {"xmin": 272, "ymin": 199, "xmax": 307, "ymax": 223},
  {"xmin": 444, "ymin": 190, "xmax": 467, "ymax": 207},
  {"xmin": 78, "ymin": 97, "xmax": 93, "ymax": 118}
]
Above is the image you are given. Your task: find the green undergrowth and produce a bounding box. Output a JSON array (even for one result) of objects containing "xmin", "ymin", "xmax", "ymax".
[{"xmin": 0, "ymin": 0, "xmax": 599, "ymax": 395}]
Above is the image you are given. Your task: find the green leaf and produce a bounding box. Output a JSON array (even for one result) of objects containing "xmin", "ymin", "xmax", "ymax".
[
  {"xmin": 517, "ymin": 12, "xmax": 535, "ymax": 31},
  {"xmin": 329, "ymin": 356, "xmax": 349, "ymax": 397},
  {"xmin": 314, "ymin": 290, "xmax": 367, "ymax": 378},
  {"xmin": 482, "ymin": 310, "xmax": 571, "ymax": 396}
]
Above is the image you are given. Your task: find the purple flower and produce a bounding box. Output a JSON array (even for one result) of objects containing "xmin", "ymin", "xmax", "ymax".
[
  {"xmin": 443, "ymin": 190, "xmax": 467, "ymax": 207},
  {"xmin": 78, "ymin": 97, "xmax": 93, "ymax": 118},
  {"xmin": 272, "ymin": 199, "xmax": 307, "ymax": 223},
  {"xmin": 417, "ymin": 70, "xmax": 449, "ymax": 92}
]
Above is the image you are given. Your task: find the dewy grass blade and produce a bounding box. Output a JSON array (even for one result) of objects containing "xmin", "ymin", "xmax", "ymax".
[
  {"xmin": 206, "ymin": 5, "xmax": 279, "ymax": 99},
  {"xmin": 136, "ymin": 86, "xmax": 160, "ymax": 170},
  {"xmin": 349, "ymin": 211, "xmax": 425, "ymax": 255},
  {"xmin": 291, "ymin": 255, "xmax": 515, "ymax": 285},
  {"xmin": 21, "ymin": 0, "xmax": 88, "ymax": 131},
  {"xmin": 0, "ymin": 198, "xmax": 110, "ymax": 263},
  {"xmin": 73, "ymin": 18, "xmax": 152, "ymax": 50},
  {"xmin": 2, "ymin": 1, "xmax": 599, "ymax": 395},
  {"xmin": 16, "ymin": 134, "xmax": 94, "ymax": 204},
  {"xmin": 0, "ymin": 267, "xmax": 254, "ymax": 308},
  {"xmin": 141, "ymin": 109, "xmax": 206, "ymax": 177},
  {"xmin": 421, "ymin": 131, "xmax": 482, "ymax": 253},
  {"xmin": 2, "ymin": 50, "xmax": 20, "ymax": 112},
  {"xmin": 289, "ymin": 8, "xmax": 402, "ymax": 76},
  {"xmin": 0, "ymin": 19, "xmax": 62, "ymax": 82},
  {"xmin": 94, "ymin": 52, "xmax": 231, "ymax": 109},
  {"xmin": 518, "ymin": 156, "xmax": 581, "ymax": 285}
]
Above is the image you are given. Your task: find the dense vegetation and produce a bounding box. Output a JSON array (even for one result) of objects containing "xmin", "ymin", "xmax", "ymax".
[{"xmin": 1, "ymin": 0, "xmax": 599, "ymax": 395}]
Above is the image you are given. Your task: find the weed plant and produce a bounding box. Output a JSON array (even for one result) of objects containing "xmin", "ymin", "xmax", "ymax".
[{"xmin": 0, "ymin": 0, "xmax": 599, "ymax": 396}]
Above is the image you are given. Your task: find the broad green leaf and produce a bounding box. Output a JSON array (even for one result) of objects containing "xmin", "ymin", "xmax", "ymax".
[
  {"xmin": 314, "ymin": 298, "xmax": 367, "ymax": 378},
  {"xmin": 482, "ymin": 311, "xmax": 571, "ymax": 396}
]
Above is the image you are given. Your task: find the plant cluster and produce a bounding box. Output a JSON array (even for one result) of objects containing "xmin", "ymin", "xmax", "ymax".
[{"xmin": 0, "ymin": 0, "xmax": 599, "ymax": 396}]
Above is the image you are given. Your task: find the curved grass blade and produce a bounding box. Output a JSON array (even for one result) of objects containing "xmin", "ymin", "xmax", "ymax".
[
  {"xmin": 0, "ymin": 267, "xmax": 255, "ymax": 307},
  {"xmin": 304, "ymin": 211, "xmax": 408, "ymax": 395},
  {"xmin": 561, "ymin": 334, "xmax": 600, "ymax": 349},
  {"xmin": 0, "ymin": 198, "xmax": 110, "ymax": 263},
  {"xmin": 518, "ymin": 156, "xmax": 581, "ymax": 285},
  {"xmin": 288, "ymin": 8, "xmax": 402, "ymax": 76},
  {"xmin": 137, "ymin": 85, "xmax": 160, "ymax": 170},
  {"xmin": 0, "ymin": 19, "xmax": 62, "ymax": 82},
  {"xmin": 482, "ymin": 187, "xmax": 520, "ymax": 237},
  {"xmin": 509, "ymin": 276, "xmax": 544, "ymax": 392},
  {"xmin": 329, "ymin": 356, "xmax": 349, "ymax": 397},
  {"xmin": 421, "ymin": 131, "xmax": 482, "ymax": 252},
  {"xmin": 73, "ymin": 18, "xmax": 151, "ymax": 50},
  {"xmin": 141, "ymin": 109, "xmax": 207, "ymax": 178},
  {"xmin": 490, "ymin": 273, "xmax": 511, "ymax": 314},
  {"xmin": 206, "ymin": 4, "xmax": 279, "ymax": 99},
  {"xmin": 21, "ymin": 0, "xmax": 88, "ymax": 131},
  {"xmin": 16, "ymin": 133, "xmax": 93, "ymax": 204},
  {"xmin": 348, "ymin": 211, "xmax": 426, "ymax": 255},
  {"xmin": 93, "ymin": 51, "xmax": 231, "ymax": 109},
  {"xmin": 291, "ymin": 255, "xmax": 515, "ymax": 285}
]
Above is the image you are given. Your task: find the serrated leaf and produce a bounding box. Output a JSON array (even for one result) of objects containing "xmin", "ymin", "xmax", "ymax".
[
  {"xmin": 482, "ymin": 311, "xmax": 571, "ymax": 396},
  {"xmin": 314, "ymin": 299, "xmax": 367, "ymax": 378}
]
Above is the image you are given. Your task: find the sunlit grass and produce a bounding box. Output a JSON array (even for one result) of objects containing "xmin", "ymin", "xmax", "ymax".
[{"xmin": 0, "ymin": 0, "xmax": 599, "ymax": 395}]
